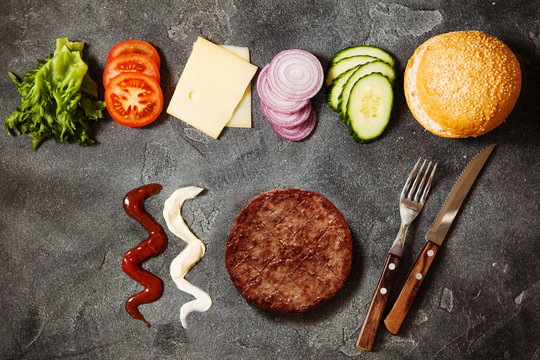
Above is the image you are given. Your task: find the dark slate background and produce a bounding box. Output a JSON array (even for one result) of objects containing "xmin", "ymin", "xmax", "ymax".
[{"xmin": 1, "ymin": 0, "xmax": 539, "ymax": 359}]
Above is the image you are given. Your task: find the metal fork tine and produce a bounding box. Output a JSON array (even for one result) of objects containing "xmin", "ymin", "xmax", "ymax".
[
  {"xmin": 419, "ymin": 163, "xmax": 437, "ymax": 204},
  {"xmin": 407, "ymin": 159, "xmax": 427, "ymax": 199},
  {"xmin": 390, "ymin": 157, "xmax": 437, "ymax": 257},
  {"xmin": 401, "ymin": 158, "xmax": 421, "ymax": 198},
  {"xmin": 413, "ymin": 161, "xmax": 432, "ymax": 201}
]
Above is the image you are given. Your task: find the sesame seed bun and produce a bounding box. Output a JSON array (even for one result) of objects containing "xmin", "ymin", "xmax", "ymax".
[{"xmin": 404, "ymin": 31, "xmax": 521, "ymax": 138}]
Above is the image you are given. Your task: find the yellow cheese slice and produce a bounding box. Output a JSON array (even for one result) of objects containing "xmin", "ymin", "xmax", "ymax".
[
  {"xmin": 167, "ymin": 37, "xmax": 257, "ymax": 139},
  {"xmin": 221, "ymin": 45, "xmax": 252, "ymax": 128}
]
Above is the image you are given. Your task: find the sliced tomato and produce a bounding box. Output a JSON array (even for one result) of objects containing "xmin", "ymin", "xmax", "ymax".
[
  {"xmin": 105, "ymin": 73, "xmax": 163, "ymax": 127},
  {"xmin": 103, "ymin": 53, "xmax": 160, "ymax": 87},
  {"xmin": 107, "ymin": 40, "xmax": 160, "ymax": 69}
]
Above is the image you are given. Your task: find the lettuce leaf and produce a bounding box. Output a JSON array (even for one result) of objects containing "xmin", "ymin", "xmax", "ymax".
[{"xmin": 5, "ymin": 38, "xmax": 105, "ymax": 151}]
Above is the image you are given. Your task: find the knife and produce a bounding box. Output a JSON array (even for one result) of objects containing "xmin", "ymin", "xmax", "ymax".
[{"xmin": 383, "ymin": 144, "xmax": 496, "ymax": 335}]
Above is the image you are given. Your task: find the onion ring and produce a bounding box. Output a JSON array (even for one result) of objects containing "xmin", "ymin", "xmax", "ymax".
[
  {"xmin": 267, "ymin": 49, "xmax": 323, "ymax": 101},
  {"xmin": 260, "ymin": 100, "xmax": 312, "ymax": 129},
  {"xmin": 257, "ymin": 64, "xmax": 310, "ymax": 114},
  {"xmin": 271, "ymin": 109, "xmax": 317, "ymax": 141}
]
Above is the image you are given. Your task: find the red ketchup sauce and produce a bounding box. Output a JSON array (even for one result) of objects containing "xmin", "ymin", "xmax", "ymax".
[{"xmin": 121, "ymin": 183, "xmax": 168, "ymax": 327}]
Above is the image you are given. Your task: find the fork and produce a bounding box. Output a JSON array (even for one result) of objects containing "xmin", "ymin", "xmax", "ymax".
[{"xmin": 355, "ymin": 158, "xmax": 437, "ymax": 351}]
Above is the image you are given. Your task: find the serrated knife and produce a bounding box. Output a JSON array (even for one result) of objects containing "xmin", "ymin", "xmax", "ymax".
[{"xmin": 383, "ymin": 144, "xmax": 496, "ymax": 335}]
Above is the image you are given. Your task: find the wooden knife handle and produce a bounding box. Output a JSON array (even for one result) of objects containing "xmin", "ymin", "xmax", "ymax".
[
  {"xmin": 383, "ymin": 241, "xmax": 440, "ymax": 335},
  {"xmin": 356, "ymin": 253, "xmax": 401, "ymax": 351}
]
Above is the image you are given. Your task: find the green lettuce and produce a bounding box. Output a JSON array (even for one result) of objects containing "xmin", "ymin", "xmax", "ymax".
[{"xmin": 5, "ymin": 38, "xmax": 105, "ymax": 150}]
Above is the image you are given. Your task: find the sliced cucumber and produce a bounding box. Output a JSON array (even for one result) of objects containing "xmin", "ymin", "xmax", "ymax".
[
  {"xmin": 338, "ymin": 61, "xmax": 396, "ymax": 123},
  {"xmin": 346, "ymin": 73, "xmax": 393, "ymax": 143},
  {"xmin": 331, "ymin": 46, "xmax": 395, "ymax": 67},
  {"xmin": 325, "ymin": 55, "xmax": 377, "ymax": 86},
  {"xmin": 327, "ymin": 64, "xmax": 363, "ymax": 112}
]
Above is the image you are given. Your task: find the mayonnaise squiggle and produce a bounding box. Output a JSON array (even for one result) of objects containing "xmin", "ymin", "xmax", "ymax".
[{"xmin": 163, "ymin": 186, "xmax": 212, "ymax": 328}]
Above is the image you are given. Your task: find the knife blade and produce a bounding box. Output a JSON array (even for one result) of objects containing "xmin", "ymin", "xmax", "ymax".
[{"xmin": 383, "ymin": 144, "xmax": 496, "ymax": 335}]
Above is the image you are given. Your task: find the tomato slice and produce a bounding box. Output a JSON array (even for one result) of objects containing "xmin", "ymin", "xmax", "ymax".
[
  {"xmin": 103, "ymin": 53, "xmax": 160, "ymax": 88},
  {"xmin": 105, "ymin": 73, "xmax": 163, "ymax": 127},
  {"xmin": 107, "ymin": 40, "xmax": 160, "ymax": 69}
]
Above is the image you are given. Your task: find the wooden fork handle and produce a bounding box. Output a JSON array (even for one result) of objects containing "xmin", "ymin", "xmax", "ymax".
[
  {"xmin": 384, "ymin": 241, "xmax": 440, "ymax": 335},
  {"xmin": 356, "ymin": 253, "xmax": 401, "ymax": 351}
]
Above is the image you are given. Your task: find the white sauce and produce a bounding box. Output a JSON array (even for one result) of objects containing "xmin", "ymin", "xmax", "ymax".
[{"xmin": 163, "ymin": 186, "xmax": 212, "ymax": 328}]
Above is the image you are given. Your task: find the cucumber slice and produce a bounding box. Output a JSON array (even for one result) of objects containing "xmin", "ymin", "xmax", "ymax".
[
  {"xmin": 331, "ymin": 46, "xmax": 395, "ymax": 67},
  {"xmin": 346, "ymin": 73, "xmax": 393, "ymax": 143},
  {"xmin": 338, "ymin": 61, "xmax": 396, "ymax": 123},
  {"xmin": 327, "ymin": 64, "xmax": 365, "ymax": 112},
  {"xmin": 325, "ymin": 55, "xmax": 377, "ymax": 86}
]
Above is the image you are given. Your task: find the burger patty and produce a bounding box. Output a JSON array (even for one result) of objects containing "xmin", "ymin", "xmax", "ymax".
[{"xmin": 225, "ymin": 189, "xmax": 353, "ymax": 313}]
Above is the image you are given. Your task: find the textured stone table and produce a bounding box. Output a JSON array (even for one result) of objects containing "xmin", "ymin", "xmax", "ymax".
[{"xmin": 1, "ymin": 1, "xmax": 539, "ymax": 359}]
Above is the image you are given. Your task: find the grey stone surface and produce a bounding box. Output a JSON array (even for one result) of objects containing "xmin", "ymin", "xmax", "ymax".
[{"xmin": 1, "ymin": 0, "xmax": 539, "ymax": 359}]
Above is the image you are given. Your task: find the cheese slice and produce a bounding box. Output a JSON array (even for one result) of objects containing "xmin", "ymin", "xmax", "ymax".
[
  {"xmin": 167, "ymin": 37, "xmax": 257, "ymax": 139},
  {"xmin": 221, "ymin": 45, "xmax": 252, "ymax": 128}
]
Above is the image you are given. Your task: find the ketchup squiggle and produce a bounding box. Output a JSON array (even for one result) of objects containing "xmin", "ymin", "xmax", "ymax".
[{"xmin": 121, "ymin": 183, "xmax": 168, "ymax": 327}]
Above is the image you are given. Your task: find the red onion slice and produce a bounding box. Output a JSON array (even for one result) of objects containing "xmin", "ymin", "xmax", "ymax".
[
  {"xmin": 257, "ymin": 64, "xmax": 310, "ymax": 114},
  {"xmin": 267, "ymin": 49, "xmax": 323, "ymax": 101},
  {"xmin": 271, "ymin": 110, "xmax": 316, "ymax": 141},
  {"xmin": 260, "ymin": 100, "xmax": 312, "ymax": 129}
]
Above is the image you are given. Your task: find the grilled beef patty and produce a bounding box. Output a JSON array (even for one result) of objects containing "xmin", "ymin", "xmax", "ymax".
[{"xmin": 225, "ymin": 189, "xmax": 353, "ymax": 313}]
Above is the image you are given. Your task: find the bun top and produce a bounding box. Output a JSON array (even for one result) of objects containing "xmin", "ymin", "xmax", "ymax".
[{"xmin": 405, "ymin": 31, "xmax": 521, "ymax": 138}]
